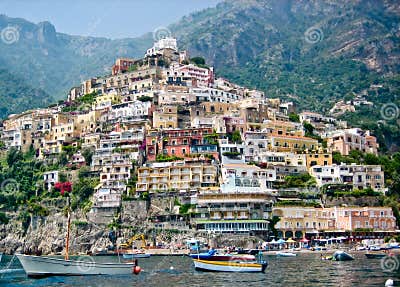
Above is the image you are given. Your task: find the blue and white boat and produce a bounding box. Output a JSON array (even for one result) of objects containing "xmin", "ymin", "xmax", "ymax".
[
  {"xmin": 189, "ymin": 249, "xmax": 256, "ymax": 261},
  {"xmin": 122, "ymin": 251, "xmax": 150, "ymax": 259}
]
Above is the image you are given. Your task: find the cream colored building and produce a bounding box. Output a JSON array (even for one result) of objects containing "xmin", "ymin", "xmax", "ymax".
[
  {"xmin": 136, "ymin": 163, "xmax": 218, "ymax": 193},
  {"xmin": 152, "ymin": 105, "xmax": 178, "ymax": 129}
]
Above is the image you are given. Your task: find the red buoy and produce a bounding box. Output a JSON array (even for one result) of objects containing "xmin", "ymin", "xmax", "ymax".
[{"xmin": 133, "ymin": 266, "xmax": 141, "ymax": 275}]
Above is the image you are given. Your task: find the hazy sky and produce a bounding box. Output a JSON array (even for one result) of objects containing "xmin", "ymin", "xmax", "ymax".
[{"xmin": 1, "ymin": 0, "xmax": 221, "ymax": 39}]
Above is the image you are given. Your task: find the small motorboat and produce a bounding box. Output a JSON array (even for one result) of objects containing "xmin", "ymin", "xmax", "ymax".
[
  {"xmin": 369, "ymin": 245, "xmax": 381, "ymax": 251},
  {"xmin": 189, "ymin": 249, "xmax": 255, "ymax": 261},
  {"xmin": 193, "ymin": 259, "xmax": 267, "ymax": 273},
  {"xmin": 332, "ymin": 251, "xmax": 354, "ymax": 261},
  {"xmin": 276, "ymin": 251, "xmax": 297, "ymax": 257},
  {"xmin": 365, "ymin": 253, "xmax": 387, "ymax": 259},
  {"xmin": 0, "ymin": 253, "xmax": 2, "ymax": 262}
]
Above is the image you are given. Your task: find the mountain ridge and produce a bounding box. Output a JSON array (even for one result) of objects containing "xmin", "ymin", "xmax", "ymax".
[{"xmin": 0, "ymin": 1, "xmax": 399, "ymax": 119}]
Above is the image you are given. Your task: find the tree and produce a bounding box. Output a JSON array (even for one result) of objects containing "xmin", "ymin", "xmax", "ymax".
[
  {"xmin": 268, "ymin": 216, "xmax": 281, "ymax": 238},
  {"xmin": 6, "ymin": 147, "xmax": 23, "ymax": 166},
  {"xmin": 81, "ymin": 148, "xmax": 94, "ymax": 166},
  {"xmin": 289, "ymin": 113, "xmax": 300, "ymax": 123},
  {"xmin": 303, "ymin": 122, "xmax": 314, "ymax": 137},
  {"xmin": 190, "ymin": 57, "xmax": 206, "ymax": 66},
  {"xmin": 57, "ymin": 152, "xmax": 68, "ymax": 166},
  {"xmin": 230, "ymin": 130, "xmax": 242, "ymax": 143}
]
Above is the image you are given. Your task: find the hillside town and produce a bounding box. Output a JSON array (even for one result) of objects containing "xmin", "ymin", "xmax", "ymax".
[{"xmin": 1, "ymin": 37, "xmax": 397, "ymax": 248}]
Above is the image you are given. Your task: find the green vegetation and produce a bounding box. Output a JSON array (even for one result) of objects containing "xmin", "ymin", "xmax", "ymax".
[
  {"xmin": 326, "ymin": 188, "xmax": 381, "ymax": 198},
  {"xmin": 227, "ymin": 130, "xmax": 242, "ymax": 144},
  {"xmin": 128, "ymin": 64, "xmax": 138, "ymax": 72},
  {"xmin": 72, "ymin": 220, "xmax": 89, "ymax": 227},
  {"xmin": 190, "ymin": 57, "xmax": 208, "ymax": 69},
  {"xmin": 156, "ymin": 154, "xmax": 184, "ymax": 162},
  {"xmin": 268, "ymin": 215, "xmax": 281, "ymax": 238},
  {"xmin": 289, "ymin": 113, "xmax": 300, "ymax": 123},
  {"xmin": 179, "ymin": 204, "xmax": 196, "ymax": 215},
  {"xmin": 274, "ymin": 200, "xmax": 321, "ymax": 207},
  {"xmin": 0, "ymin": 212, "xmax": 9, "ymax": 224},
  {"xmin": 137, "ymin": 96, "xmax": 152, "ymax": 102},
  {"xmin": 0, "ymin": 146, "xmax": 98, "ymax": 216},
  {"xmin": 62, "ymin": 91, "xmax": 98, "ymax": 112},
  {"xmin": 0, "ymin": 68, "xmax": 53, "ymax": 119},
  {"xmin": 282, "ymin": 173, "xmax": 316, "ymax": 188}
]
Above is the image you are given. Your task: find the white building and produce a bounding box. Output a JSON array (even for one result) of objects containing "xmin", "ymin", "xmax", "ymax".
[
  {"xmin": 145, "ymin": 37, "xmax": 178, "ymax": 57},
  {"xmin": 43, "ymin": 170, "xmax": 59, "ymax": 191},
  {"xmin": 310, "ymin": 163, "xmax": 386, "ymax": 192}
]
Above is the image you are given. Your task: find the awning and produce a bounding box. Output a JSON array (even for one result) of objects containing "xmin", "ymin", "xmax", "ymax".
[{"xmin": 277, "ymin": 239, "xmax": 286, "ymax": 244}]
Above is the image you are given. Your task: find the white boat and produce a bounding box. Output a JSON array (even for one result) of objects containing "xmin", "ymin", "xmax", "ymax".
[
  {"xmin": 193, "ymin": 259, "xmax": 267, "ymax": 272},
  {"xmin": 276, "ymin": 251, "xmax": 297, "ymax": 257},
  {"xmin": 16, "ymin": 254, "xmax": 137, "ymax": 277},
  {"xmin": 122, "ymin": 252, "xmax": 151, "ymax": 259},
  {"xmin": 0, "ymin": 253, "xmax": 2, "ymax": 262}
]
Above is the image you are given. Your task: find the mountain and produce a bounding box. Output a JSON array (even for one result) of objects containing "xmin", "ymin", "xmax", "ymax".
[
  {"xmin": 171, "ymin": 0, "xmax": 400, "ymax": 111},
  {"xmin": 0, "ymin": 67, "xmax": 51, "ymax": 118},
  {"xmin": 0, "ymin": 1, "xmax": 399, "ymax": 121},
  {"xmin": 0, "ymin": 14, "xmax": 153, "ymax": 106}
]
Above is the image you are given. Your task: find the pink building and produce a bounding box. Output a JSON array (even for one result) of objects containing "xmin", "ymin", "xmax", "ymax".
[
  {"xmin": 334, "ymin": 207, "xmax": 396, "ymax": 231},
  {"xmin": 327, "ymin": 128, "xmax": 378, "ymax": 155},
  {"xmin": 174, "ymin": 64, "xmax": 214, "ymax": 87}
]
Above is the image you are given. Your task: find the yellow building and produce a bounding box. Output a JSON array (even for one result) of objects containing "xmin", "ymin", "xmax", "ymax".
[
  {"xmin": 269, "ymin": 134, "xmax": 318, "ymax": 152},
  {"xmin": 93, "ymin": 92, "xmax": 121, "ymax": 109},
  {"xmin": 273, "ymin": 206, "xmax": 335, "ymax": 239},
  {"xmin": 152, "ymin": 105, "xmax": 178, "ymax": 129},
  {"xmin": 304, "ymin": 150, "xmax": 332, "ymax": 169},
  {"xmin": 136, "ymin": 164, "xmax": 218, "ymax": 193}
]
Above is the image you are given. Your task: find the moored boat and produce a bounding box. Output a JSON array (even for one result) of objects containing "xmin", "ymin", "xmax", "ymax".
[
  {"xmin": 365, "ymin": 253, "xmax": 389, "ymax": 259},
  {"xmin": 0, "ymin": 253, "xmax": 2, "ymax": 262},
  {"xmin": 16, "ymin": 254, "xmax": 139, "ymax": 277},
  {"xmin": 189, "ymin": 249, "xmax": 256, "ymax": 261},
  {"xmin": 332, "ymin": 251, "xmax": 354, "ymax": 261},
  {"xmin": 122, "ymin": 252, "xmax": 151, "ymax": 259},
  {"xmin": 193, "ymin": 259, "xmax": 267, "ymax": 273},
  {"xmin": 276, "ymin": 251, "xmax": 297, "ymax": 257}
]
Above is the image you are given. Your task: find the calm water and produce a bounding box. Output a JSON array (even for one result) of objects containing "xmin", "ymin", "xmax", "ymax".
[{"xmin": 0, "ymin": 253, "xmax": 398, "ymax": 287}]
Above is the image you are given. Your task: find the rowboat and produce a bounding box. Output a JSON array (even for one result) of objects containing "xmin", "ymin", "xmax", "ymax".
[
  {"xmin": 16, "ymin": 254, "xmax": 138, "ymax": 277},
  {"xmin": 276, "ymin": 251, "xmax": 297, "ymax": 257},
  {"xmin": 365, "ymin": 253, "xmax": 389, "ymax": 259},
  {"xmin": 193, "ymin": 259, "xmax": 267, "ymax": 273}
]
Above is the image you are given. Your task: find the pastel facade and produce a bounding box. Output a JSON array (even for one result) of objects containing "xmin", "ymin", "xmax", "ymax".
[
  {"xmin": 136, "ymin": 163, "xmax": 218, "ymax": 193},
  {"xmin": 310, "ymin": 163, "xmax": 385, "ymax": 192},
  {"xmin": 326, "ymin": 128, "xmax": 378, "ymax": 155}
]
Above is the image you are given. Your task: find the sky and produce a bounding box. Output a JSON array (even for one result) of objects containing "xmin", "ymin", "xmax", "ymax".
[{"xmin": 0, "ymin": 0, "xmax": 221, "ymax": 39}]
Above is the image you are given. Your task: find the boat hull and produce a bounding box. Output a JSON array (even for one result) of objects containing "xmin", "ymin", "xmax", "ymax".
[
  {"xmin": 276, "ymin": 252, "xmax": 297, "ymax": 257},
  {"xmin": 193, "ymin": 259, "xmax": 267, "ymax": 273},
  {"xmin": 365, "ymin": 253, "xmax": 387, "ymax": 259},
  {"xmin": 332, "ymin": 251, "xmax": 354, "ymax": 261},
  {"xmin": 189, "ymin": 254, "xmax": 255, "ymax": 261},
  {"xmin": 16, "ymin": 254, "xmax": 136, "ymax": 277},
  {"xmin": 122, "ymin": 253, "xmax": 150, "ymax": 259}
]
